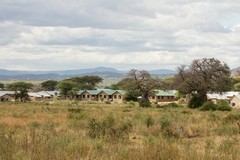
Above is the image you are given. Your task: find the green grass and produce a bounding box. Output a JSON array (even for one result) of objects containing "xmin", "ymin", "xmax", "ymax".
[{"xmin": 0, "ymin": 100, "xmax": 240, "ymax": 159}]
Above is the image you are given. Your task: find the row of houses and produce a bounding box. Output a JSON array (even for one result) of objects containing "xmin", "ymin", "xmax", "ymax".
[
  {"xmin": 0, "ymin": 89, "xmax": 178, "ymax": 103},
  {"xmin": 0, "ymin": 91, "xmax": 60, "ymax": 102},
  {"xmin": 2, "ymin": 89, "xmax": 240, "ymax": 107}
]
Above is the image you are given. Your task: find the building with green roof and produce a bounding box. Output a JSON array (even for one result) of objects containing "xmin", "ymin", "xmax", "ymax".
[{"xmin": 149, "ymin": 90, "xmax": 177, "ymax": 103}]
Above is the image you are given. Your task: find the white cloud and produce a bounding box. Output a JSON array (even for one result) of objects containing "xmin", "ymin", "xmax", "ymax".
[{"xmin": 0, "ymin": 0, "xmax": 240, "ymax": 71}]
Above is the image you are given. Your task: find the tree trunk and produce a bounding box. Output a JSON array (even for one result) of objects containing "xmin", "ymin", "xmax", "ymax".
[{"xmin": 142, "ymin": 92, "xmax": 150, "ymax": 103}]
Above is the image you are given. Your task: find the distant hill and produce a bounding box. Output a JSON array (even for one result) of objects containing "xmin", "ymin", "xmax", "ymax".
[
  {"xmin": 232, "ymin": 67, "xmax": 240, "ymax": 75},
  {"xmin": 0, "ymin": 67, "xmax": 176, "ymax": 81},
  {"xmin": 149, "ymin": 69, "xmax": 176, "ymax": 75}
]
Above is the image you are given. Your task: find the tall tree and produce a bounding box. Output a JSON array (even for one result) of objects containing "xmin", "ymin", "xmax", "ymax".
[
  {"xmin": 0, "ymin": 82, "xmax": 5, "ymax": 90},
  {"xmin": 57, "ymin": 80, "xmax": 75, "ymax": 98},
  {"xmin": 70, "ymin": 76, "xmax": 103, "ymax": 90},
  {"xmin": 41, "ymin": 80, "xmax": 58, "ymax": 91},
  {"xmin": 57, "ymin": 75, "xmax": 103, "ymax": 98},
  {"xmin": 8, "ymin": 82, "xmax": 33, "ymax": 102},
  {"xmin": 122, "ymin": 69, "xmax": 162, "ymax": 107},
  {"xmin": 173, "ymin": 58, "xmax": 232, "ymax": 107}
]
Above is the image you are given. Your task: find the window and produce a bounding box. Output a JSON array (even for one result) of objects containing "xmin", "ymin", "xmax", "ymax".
[
  {"xmin": 87, "ymin": 95, "xmax": 90, "ymax": 98},
  {"xmin": 119, "ymin": 95, "xmax": 121, "ymax": 99},
  {"xmin": 104, "ymin": 95, "xmax": 107, "ymax": 98},
  {"xmin": 114, "ymin": 95, "xmax": 117, "ymax": 99},
  {"xmin": 83, "ymin": 95, "xmax": 85, "ymax": 98}
]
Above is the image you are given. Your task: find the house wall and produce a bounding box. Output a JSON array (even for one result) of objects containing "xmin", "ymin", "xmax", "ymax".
[
  {"xmin": 0, "ymin": 94, "xmax": 15, "ymax": 102},
  {"xmin": 98, "ymin": 92, "xmax": 109, "ymax": 101},
  {"xmin": 112, "ymin": 92, "xmax": 123, "ymax": 102},
  {"xmin": 230, "ymin": 97, "xmax": 240, "ymax": 108},
  {"xmin": 81, "ymin": 92, "xmax": 92, "ymax": 101},
  {"xmin": 156, "ymin": 96, "xmax": 175, "ymax": 102}
]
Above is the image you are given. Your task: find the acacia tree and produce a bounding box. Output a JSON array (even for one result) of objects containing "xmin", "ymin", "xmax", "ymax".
[
  {"xmin": 8, "ymin": 82, "xmax": 33, "ymax": 102},
  {"xmin": 41, "ymin": 80, "xmax": 58, "ymax": 91},
  {"xmin": 173, "ymin": 58, "xmax": 232, "ymax": 108},
  {"xmin": 123, "ymin": 69, "xmax": 162, "ymax": 107},
  {"xmin": 57, "ymin": 76, "xmax": 103, "ymax": 98}
]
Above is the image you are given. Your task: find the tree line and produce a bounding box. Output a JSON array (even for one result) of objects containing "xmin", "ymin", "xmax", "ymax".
[{"xmin": 1, "ymin": 58, "xmax": 239, "ymax": 107}]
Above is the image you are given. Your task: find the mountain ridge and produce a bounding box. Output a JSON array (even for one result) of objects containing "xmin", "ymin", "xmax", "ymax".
[{"xmin": 0, "ymin": 67, "xmax": 176, "ymax": 81}]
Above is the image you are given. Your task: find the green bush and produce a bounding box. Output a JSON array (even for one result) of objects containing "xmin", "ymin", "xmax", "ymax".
[
  {"xmin": 216, "ymin": 100, "xmax": 231, "ymax": 111},
  {"xmin": 88, "ymin": 115, "xmax": 132, "ymax": 140},
  {"xmin": 145, "ymin": 115, "xmax": 155, "ymax": 128},
  {"xmin": 188, "ymin": 95, "xmax": 204, "ymax": 109},
  {"xmin": 157, "ymin": 102, "xmax": 182, "ymax": 108},
  {"xmin": 199, "ymin": 100, "xmax": 231, "ymax": 111},
  {"xmin": 199, "ymin": 101, "xmax": 217, "ymax": 111},
  {"xmin": 139, "ymin": 99, "xmax": 152, "ymax": 108}
]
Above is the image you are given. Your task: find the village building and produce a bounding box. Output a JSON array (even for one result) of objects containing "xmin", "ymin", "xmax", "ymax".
[
  {"xmin": 207, "ymin": 92, "xmax": 239, "ymax": 104},
  {"xmin": 149, "ymin": 90, "xmax": 177, "ymax": 103},
  {"xmin": 0, "ymin": 91, "xmax": 15, "ymax": 101},
  {"xmin": 77, "ymin": 89, "xmax": 124, "ymax": 102},
  {"xmin": 230, "ymin": 95, "xmax": 240, "ymax": 108},
  {"xmin": 28, "ymin": 91, "xmax": 60, "ymax": 101}
]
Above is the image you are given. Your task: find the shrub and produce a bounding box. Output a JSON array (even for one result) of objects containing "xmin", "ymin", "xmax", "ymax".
[
  {"xmin": 88, "ymin": 115, "xmax": 132, "ymax": 140},
  {"xmin": 199, "ymin": 101, "xmax": 217, "ymax": 111},
  {"xmin": 157, "ymin": 102, "xmax": 182, "ymax": 108},
  {"xmin": 216, "ymin": 100, "xmax": 231, "ymax": 111},
  {"xmin": 145, "ymin": 115, "xmax": 155, "ymax": 128},
  {"xmin": 139, "ymin": 99, "xmax": 152, "ymax": 108},
  {"xmin": 188, "ymin": 95, "xmax": 204, "ymax": 109},
  {"xmin": 199, "ymin": 100, "xmax": 231, "ymax": 111},
  {"xmin": 159, "ymin": 117, "xmax": 171, "ymax": 130}
]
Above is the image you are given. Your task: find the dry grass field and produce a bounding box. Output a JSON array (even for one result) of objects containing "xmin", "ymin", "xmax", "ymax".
[{"xmin": 1, "ymin": 100, "xmax": 240, "ymax": 160}]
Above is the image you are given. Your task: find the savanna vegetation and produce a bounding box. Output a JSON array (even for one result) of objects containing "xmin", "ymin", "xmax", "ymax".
[
  {"xmin": 1, "ymin": 58, "xmax": 240, "ymax": 159},
  {"xmin": 1, "ymin": 101, "xmax": 240, "ymax": 160}
]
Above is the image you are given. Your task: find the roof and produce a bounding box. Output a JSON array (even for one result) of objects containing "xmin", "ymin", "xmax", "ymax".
[
  {"xmin": 99, "ymin": 89, "xmax": 117, "ymax": 95},
  {"xmin": 0, "ymin": 91, "xmax": 15, "ymax": 97},
  {"xmin": 207, "ymin": 92, "xmax": 239, "ymax": 100},
  {"xmin": 231, "ymin": 95, "xmax": 240, "ymax": 101},
  {"xmin": 77, "ymin": 89, "xmax": 125, "ymax": 96},
  {"xmin": 28, "ymin": 92, "xmax": 42, "ymax": 98},
  {"xmin": 77, "ymin": 90, "xmax": 102, "ymax": 95},
  {"xmin": 36, "ymin": 91, "xmax": 52, "ymax": 97},
  {"xmin": 155, "ymin": 90, "xmax": 177, "ymax": 96}
]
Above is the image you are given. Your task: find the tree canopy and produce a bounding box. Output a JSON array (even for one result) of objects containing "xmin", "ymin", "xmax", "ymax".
[
  {"xmin": 173, "ymin": 58, "xmax": 232, "ymax": 107},
  {"xmin": 8, "ymin": 82, "xmax": 33, "ymax": 102},
  {"xmin": 121, "ymin": 69, "xmax": 162, "ymax": 107},
  {"xmin": 57, "ymin": 76, "xmax": 103, "ymax": 98},
  {"xmin": 41, "ymin": 80, "xmax": 58, "ymax": 91}
]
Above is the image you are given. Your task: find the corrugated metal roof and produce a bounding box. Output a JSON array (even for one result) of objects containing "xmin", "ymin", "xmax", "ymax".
[
  {"xmin": 155, "ymin": 90, "xmax": 177, "ymax": 96},
  {"xmin": 77, "ymin": 89, "xmax": 125, "ymax": 96},
  {"xmin": 207, "ymin": 92, "xmax": 239, "ymax": 100},
  {"xmin": 37, "ymin": 91, "xmax": 52, "ymax": 97},
  {"xmin": 0, "ymin": 91, "xmax": 15, "ymax": 97},
  {"xmin": 99, "ymin": 89, "xmax": 116, "ymax": 95},
  {"xmin": 28, "ymin": 92, "xmax": 42, "ymax": 98}
]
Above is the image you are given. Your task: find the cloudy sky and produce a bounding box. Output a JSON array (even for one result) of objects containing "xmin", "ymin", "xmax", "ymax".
[{"xmin": 0, "ymin": 0, "xmax": 240, "ymax": 71}]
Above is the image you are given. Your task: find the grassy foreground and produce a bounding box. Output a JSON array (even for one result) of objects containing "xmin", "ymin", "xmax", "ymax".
[{"xmin": 0, "ymin": 101, "xmax": 240, "ymax": 160}]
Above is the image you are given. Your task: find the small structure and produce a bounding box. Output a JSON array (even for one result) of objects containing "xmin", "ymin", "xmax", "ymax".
[
  {"xmin": 230, "ymin": 95, "xmax": 240, "ymax": 108},
  {"xmin": 28, "ymin": 91, "xmax": 60, "ymax": 101},
  {"xmin": 77, "ymin": 89, "xmax": 124, "ymax": 102},
  {"xmin": 207, "ymin": 92, "xmax": 239, "ymax": 104},
  {"xmin": 150, "ymin": 90, "xmax": 177, "ymax": 103},
  {"xmin": 0, "ymin": 91, "xmax": 15, "ymax": 101}
]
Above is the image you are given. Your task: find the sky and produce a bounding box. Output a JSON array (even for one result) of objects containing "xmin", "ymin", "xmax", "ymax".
[{"xmin": 0, "ymin": 0, "xmax": 240, "ymax": 71}]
